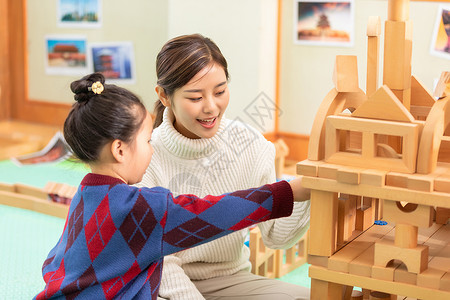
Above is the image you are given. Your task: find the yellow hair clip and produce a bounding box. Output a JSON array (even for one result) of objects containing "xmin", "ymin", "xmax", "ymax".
[{"xmin": 89, "ymin": 81, "xmax": 104, "ymax": 95}]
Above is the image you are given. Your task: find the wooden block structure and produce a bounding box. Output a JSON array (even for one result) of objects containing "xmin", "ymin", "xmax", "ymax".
[
  {"xmin": 274, "ymin": 138, "xmax": 289, "ymax": 179},
  {"xmin": 297, "ymin": 1, "xmax": 450, "ymax": 299},
  {"xmin": 249, "ymin": 227, "xmax": 309, "ymax": 279}
]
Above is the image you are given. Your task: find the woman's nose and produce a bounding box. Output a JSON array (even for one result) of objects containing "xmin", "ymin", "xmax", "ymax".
[{"xmin": 203, "ymin": 96, "xmax": 217, "ymax": 113}]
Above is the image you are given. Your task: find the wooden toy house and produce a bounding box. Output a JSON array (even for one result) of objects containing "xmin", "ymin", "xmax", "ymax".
[{"xmin": 297, "ymin": 0, "xmax": 450, "ymax": 299}]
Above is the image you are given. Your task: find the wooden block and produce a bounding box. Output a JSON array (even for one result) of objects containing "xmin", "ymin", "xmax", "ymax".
[
  {"xmin": 416, "ymin": 97, "xmax": 450, "ymax": 175},
  {"xmin": 325, "ymin": 115, "xmax": 419, "ymax": 174},
  {"xmin": 435, "ymin": 174, "xmax": 450, "ymax": 194},
  {"xmin": 387, "ymin": 0, "xmax": 409, "ymax": 21},
  {"xmin": 434, "ymin": 71, "xmax": 450, "ymax": 99},
  {"xmin": 386, "ymin": 172, "xmax": 409, "ymax": 188},
  {"xmin": 440, "ymin": 272, "xmax": 450, "ymax": 291},
  {"xmin": 296, "ymin": 160, "xmax": 322, "ymax": 177},
  {"xmin": 352, "ymin": 85, "xmax": 414, "ymax": 122},
  {"xmin": 333, "ymin": 55, "xmax": 359, "ymax": 93},
  {"xmin": 308, "ymin": 88, "xmax": 339, "ymax": 161},
  {"xmin": 356, "ymin": 206, "xmax": 374, "ymax": 231},
  {"xmin": 391, "ymin": 88, "xmax": 411, "ymax": 111},
  {"xmin": 367, "ymin": 35, "xmax": 380, "ymax": 97},
  {"xmin": 318, "ymin": 163, "xmax": 339, "ymax": 179},
  {"xmin": 371, "ymin": 260, "xmax": 402, "ymax": 281},
  {"xmin": 360, "ymin": 169, "xmax": 387, "ymax": 187},
  {"xmin": 394, "ymin": 263, "xmax": 417, "ymax": 285},
  {"xmin": 351, "ymin": 290, "xmax": 364, "ymax": 300},
  {"xmin": 367, "ymin": 16, "xmax": 381, "ymax": 37},
  {"xmin": 406, "ymin": 174, "xmax": 434, "ymax": 192},
  {"xmin": 311, "ymin": 278, "xmax": 344, "ymax": 300},
  {"xmin": 337, "ymin": 167, "xmax": 361, "ymax": 185},
  {"xmin": 383, "ymin": 200, "xmax": 433, "ymax": 228},
  {"xmin": 344, "ymin": 194, "xmax": 358, "ymax": 240},
  {"xmin": 0, "ymin": 190, "xmax": 68, "ymax": 219},
  {"xmin": 249, "ymin": 227, "xmax": 278, "ymax": 278},
  {"xmin": 369, "ymin": 291, "xmax": 393, "ymax": 300},
  {"xmin": 435, "ymin": 207, "xmax": 450, "ymax": 224},
  {"xmin": 309, "ymin": 190, "xmax": 338, "ymax": 256},
  {"xmin": 417, "ymin": 266, "xmax": 446, "ymax": 289},
  {"xmin": 348, "ymin": 244, "xmax": 375, "ymax": 277},
  {"xmin": 14, "ymin": 183, "xmax": 48, "ymax": 200},
  {"xmin": 374, "ymin": 240, "xmax": 429, "ymax": 274},
  {"xmin": 276, "ymin": 231, "xmax": 308, "ymax": 277},
  {"xmin": 383, "ymin": 20, "xmax": 412, "ymax": 90},
  {"xmin": 410, "ymin": 75, "xmax": 435, "ymax": 107},
  {"xmin": 394, "ymin": 224, "xmax": 418, "ymax": 248},
  {"xmin": 0, "ymin": 182, "xmax": 14, "ymax": 192},
  {"xmin": 309, "ymin": 89, "xmax": 367, "ymax": 161},
  {"xmin": 328, "ymin": 223, "xmax": 393, "ymax": 273},
  {"xmin": 308, "ymin": 254, "xmax": 329, "ymax": 268}
]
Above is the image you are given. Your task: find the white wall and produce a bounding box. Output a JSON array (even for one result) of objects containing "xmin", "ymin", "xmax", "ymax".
[
  {"xmin": 168, "ymin": 0, "xmax": 278, "ymax": 132},
  {"xmin": 27, "ymin": 0, "xmax": 169, "ymax": 110},
  {"xmin": 27, "ymin": 0, "xmax": 278, "ymax": 132},
  {"xmin": 279, "ymin": 0, "xmax": 450, "ymax": 135}
]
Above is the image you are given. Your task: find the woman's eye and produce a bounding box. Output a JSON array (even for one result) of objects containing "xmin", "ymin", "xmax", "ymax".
[
  {"xmin": 188, "ymin": 97, "xmax": 202, "ymax": 101},
  {"xmin": 216, "ymin": 90, "xmax": 225, "ymax": 96}
]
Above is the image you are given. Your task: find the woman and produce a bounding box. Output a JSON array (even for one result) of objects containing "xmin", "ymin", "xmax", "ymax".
[{"xmin": 139, "ymin": 34, "xmax": 310, "ymax": 300}]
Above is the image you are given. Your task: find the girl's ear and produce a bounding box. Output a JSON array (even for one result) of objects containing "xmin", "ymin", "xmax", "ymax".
[
  {"xmin": 155, "ymin": 86, "xmax": 171, "ymax": 107},
  {"xmin": 111, "ymin": 139, "xmax": 126, "ymax": 163}
]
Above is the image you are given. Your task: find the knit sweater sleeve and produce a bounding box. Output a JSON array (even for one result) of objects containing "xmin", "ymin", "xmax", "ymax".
[
  {"xmin": 161, "ymin": 181, "xmax": 293, "ymax": 255},
  {"xmin": 256, "ymin": 142, "xmax": 311, "ymax": 249}
]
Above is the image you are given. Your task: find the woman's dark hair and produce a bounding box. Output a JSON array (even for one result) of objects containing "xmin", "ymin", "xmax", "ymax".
[
  {"xmin": 64, "ymin": 72, "xmax": 146, "ymax": 163},
  {"xmin": 154, "ymin": 34, "xmax": 229, "ymax": 127}
]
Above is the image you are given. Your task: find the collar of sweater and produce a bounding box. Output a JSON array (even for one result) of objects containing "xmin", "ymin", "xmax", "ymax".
[{"xmin": 158, "ymin": 107, "xmax": 228, "ymax": 159}]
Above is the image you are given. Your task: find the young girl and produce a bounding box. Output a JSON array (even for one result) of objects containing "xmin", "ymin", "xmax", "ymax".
[
  {"xmin": 34, "ymin": 73, "xmax": 309, "ymax": 300},
  {"xmin": 139, "ymin": 34, "xmax": 311, "ymax": 299}
]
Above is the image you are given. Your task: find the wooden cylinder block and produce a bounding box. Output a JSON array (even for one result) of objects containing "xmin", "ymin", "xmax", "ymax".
[
  {"xmin": 351, "ymin": 290, "xmax": 363, "ymax": 300},
  {"xmin": 395, "ymin": 223, "xmax": 418, "ymax": 248},
  {"xmin": 388, "ymin": 0, "xmax": 409, "ymax": 21},
  {"xmin": 369, "ymin": 291, "xmax": 392, "ymax": 300}
]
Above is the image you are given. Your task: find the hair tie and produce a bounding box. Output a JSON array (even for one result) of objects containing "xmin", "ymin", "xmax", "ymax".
[{"xmin": 88, "ymin": 81, "xmax": 104, "ymax": 95}]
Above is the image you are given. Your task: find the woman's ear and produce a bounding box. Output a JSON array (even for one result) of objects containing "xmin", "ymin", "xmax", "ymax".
[
  {"xmin": 111, "ymin": 139, "xmax": 126, "ymax": 163},
  {"xmin": 155, "ymin": 86, "xmax": 171, "ymax": 107}
]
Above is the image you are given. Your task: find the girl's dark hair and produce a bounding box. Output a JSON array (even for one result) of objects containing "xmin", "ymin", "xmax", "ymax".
[
  {"xmin": 154, "ymin": 34, "xmax": 229, "ymax": 127},
  {"xmin": 64, "ymin": 72, "xmax": 146, "ymax": 163}
]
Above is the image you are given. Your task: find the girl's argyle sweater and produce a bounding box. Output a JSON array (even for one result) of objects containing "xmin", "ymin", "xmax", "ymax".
[{"xmin": 34, "ymin": 173, "xmax": 293, "ymax": 300}]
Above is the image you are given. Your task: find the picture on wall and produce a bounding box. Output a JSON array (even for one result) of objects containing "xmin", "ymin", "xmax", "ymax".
[
  {"xmin": 294, "ymin": 0, "xmax": 354, "ymax": 47},
  {"xmin": 89, "ymin": 42, "xmax": 136, "ymax": 84},
  {"xmin": 58, "ymin": 0, "xmax": 102, "ymax": 28},
  {"xmin": 45, "ymin": 35, "xmax": 88, "ymax": 75},
  {"xmin": 430, "ymin": 5, "xmax": 450, "ymax": 60}
]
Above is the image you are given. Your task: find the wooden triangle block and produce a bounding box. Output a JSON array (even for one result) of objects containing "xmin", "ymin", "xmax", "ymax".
[
  {"xmin": 411, "ymin": 75, "xmax": 435, "ymax": 107},
  {"xmin": 352, "ymin": 85, "xmax": 414, "ymax": 122}
]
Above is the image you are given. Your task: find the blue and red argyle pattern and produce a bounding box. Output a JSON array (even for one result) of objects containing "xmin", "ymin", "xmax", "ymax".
[{"xmin": 34, "ymin": 173, "xmax": 293, "ymax": 299}]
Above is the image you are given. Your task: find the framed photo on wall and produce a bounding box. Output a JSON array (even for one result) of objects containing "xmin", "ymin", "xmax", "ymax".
[
  {"xmin": 89, "ymin": 42, "xmax": 136, "ymax": 84},
  {"xmin": 45, "ymin": 35, "xmax": 88, "ymax": 75},
  {"xmin": 58, "ymin": 0, "xmax": 102, "ymax": 28},
  {"xmin": 430, "ymin": 5, "xmax": 450, "ymax": 60},
  {"xmin": 294, "ymin": 0, "xmax": 354, "ymax": 47}
]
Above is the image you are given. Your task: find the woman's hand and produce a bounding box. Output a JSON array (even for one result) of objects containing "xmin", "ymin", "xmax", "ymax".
[{"xmin": 288, "ymin": 176, "xmax": 310, "ymax": 202}]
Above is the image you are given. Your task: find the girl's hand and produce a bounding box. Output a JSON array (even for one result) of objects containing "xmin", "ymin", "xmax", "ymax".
[{"xmin": 288, "ymin": 176, "xmax": 310, "ymax": 202}]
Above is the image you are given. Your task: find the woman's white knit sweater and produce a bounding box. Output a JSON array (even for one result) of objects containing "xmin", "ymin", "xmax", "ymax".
[{"xmin": 138, "ymin": 108, "xmax": 310, "ymax": 300}]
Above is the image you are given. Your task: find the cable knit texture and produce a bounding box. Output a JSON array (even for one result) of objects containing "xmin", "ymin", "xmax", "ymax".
[{"xmin": 138, "ymin": 108, "xmax": 310, "ymax": 300}]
